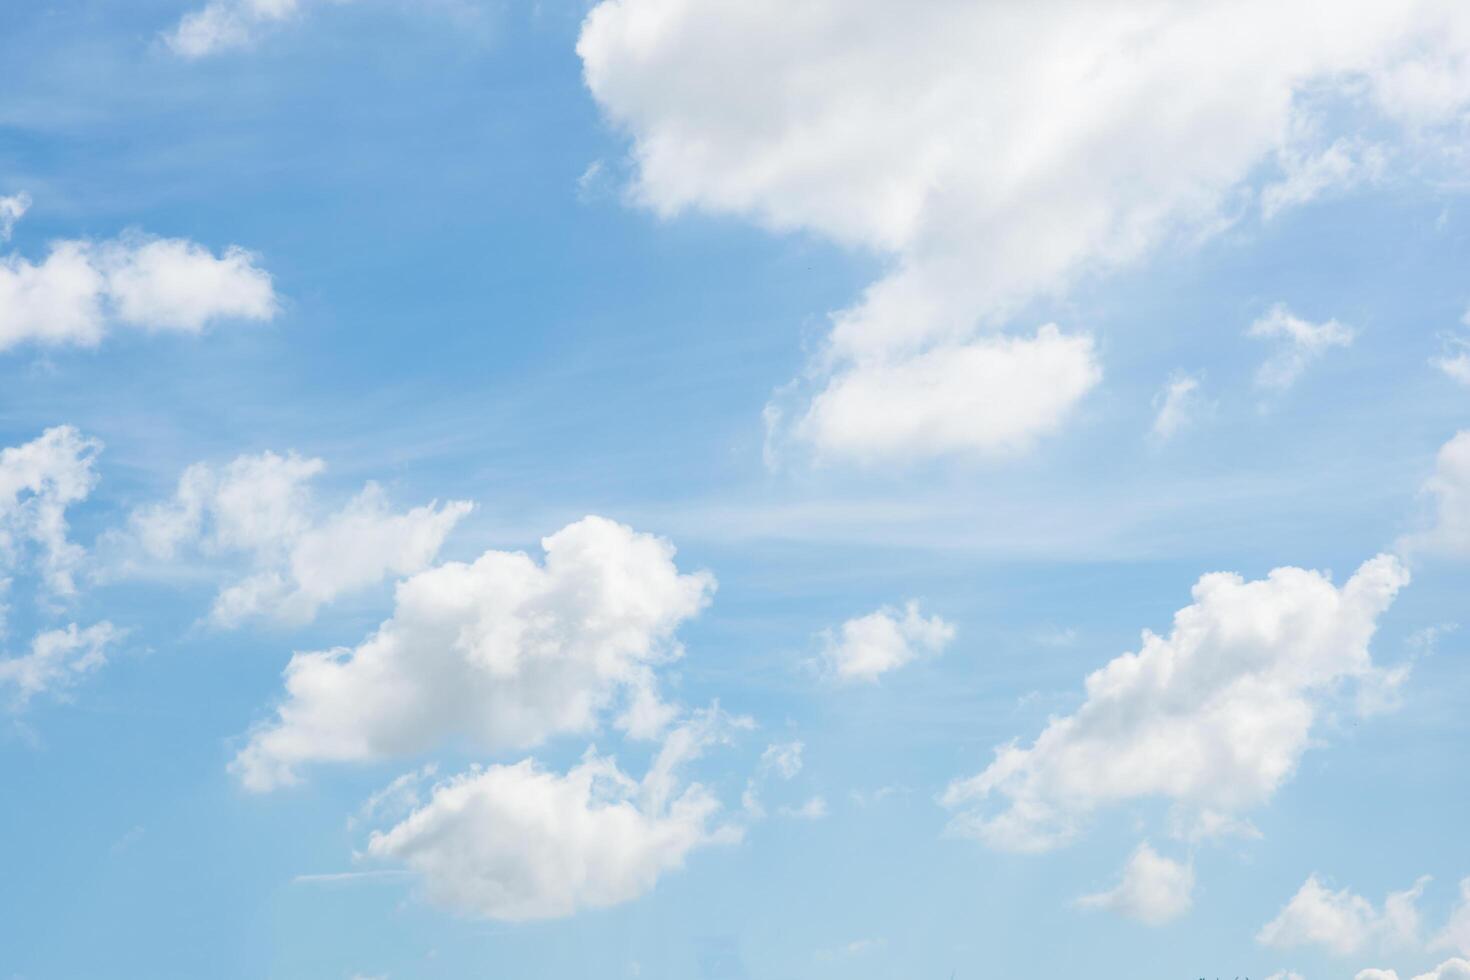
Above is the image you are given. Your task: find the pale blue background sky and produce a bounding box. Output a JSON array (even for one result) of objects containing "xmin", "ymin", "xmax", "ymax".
[{"xmin": 2, "ymin": 3, "xmax": 1468, "ymax": 979}]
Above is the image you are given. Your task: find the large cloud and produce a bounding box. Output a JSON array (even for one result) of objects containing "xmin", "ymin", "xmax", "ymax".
[
  {"xmin": 114, "ymin": 450, "xmax": 471, "ymax": 628},
  {"xmin": 233, "ymin": 516, "xmax": 715, "ymax": 790},
  {"xmin": 578, "ymin": 0, "xmax": 1470, "ymax": 462},
  {"xmin": 939, "ymin": 554, "xmax": 1409, "ymax": 852},
  {"xmin": 0, "ymin": 204, "xmax": 276, "ymax": 352},
  {"xmin": 364, "ymin": 708, "xmax": 743, "ymax": 921}
]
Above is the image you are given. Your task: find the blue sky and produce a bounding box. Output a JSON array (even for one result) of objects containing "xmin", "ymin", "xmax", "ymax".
[{"xmin": 2, "ymin": 2, "xmax": 1470, "ymax": 979}]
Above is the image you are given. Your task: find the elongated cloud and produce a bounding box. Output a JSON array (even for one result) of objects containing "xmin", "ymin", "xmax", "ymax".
[
  {"xmin": 114, "ymin": 450, "xmax": 470, "ymax": 628},
  {"xmin": 0, "ymin": 426, "xmax": 101, "ymax": 604},
  {"xmin": 0, "ymin": 204, "xmax": 276, "ymax": 352},
  {"xmin": 579, "ymin": 0, "xmax": 1470, "ymax": 461},
  {"xmin": 0, "ymin": 622, "xmax": 121, "ymax": 709},
  {"xmin": 940, "ymin": 555, "xmax": 1408, "ymax": 852},
  {"xmin": 233, "ymin": 516, "xmax": 715, "ymax": 790},
  {"xmin": 1259, "ymin": 875, "xmax": 1431, "ymax": 956}
]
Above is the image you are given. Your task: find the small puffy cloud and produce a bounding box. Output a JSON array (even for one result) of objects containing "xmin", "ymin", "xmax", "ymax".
[
  {"xmin": 940, "ymin": 554, "xmax": 1408, "ymax": 852},
  {"xmin": 114, "ymin": 450, "xmax": 470, "ymax": 628},
  {"xmin": 1400, "ymin": 432, "xmax": 1470, "ymax": 557},
  {"xmin": 1258, "ymin": 875, "xmax": 1431, "ymax": 956},
  {"xmin": 0, "ymin": 426, "xmax": 101, "ymax": 604},
  {"xmin": 166, "ymin": 0, "xmax": 317, "ymax": 58},
  {"xmin": 579, "ymin": 0, "xmax": 1470, "ymax": 463},
  {"xmin": 365, "ymin": 709, "xmax": 742, "ymax": 921},
  {"xmin": 821, "ymin": 600, "xmax": 954, "ymax": 684},
  {"xmin": 778, "ymin": 796, "xmax": 828, "ymax": 821},
  {"xmin": 1077, "ymin": 842, "xmax": 1194, "ymax": 926},
  {"xmin": 232, "ymin": 516, "xmax": 714, "ymax": 791},
  {"xmin": 1150, "ymin": 372, "xmax": 1204, "ymax": 443},
  {"xmin": 0, "ymin": 206, "xmax": 276, "ymax": 353},
  {"xmin": 784, "ymin": 326, "xmax": 1101, "ymax": 463},
  {"xmin": 1268, "ymin": 972, "xmax": 1307, "ymax": 980},
  {"xmin": 1248, "ymin": 304, "xmax": 1356, "ymax": 390},
  {"xmin": 0, "ymin": 622, "xmax": 121, "ymax": 709},
  {"xmin": 0, "ymin": 192, "xmax": 29, "ymax": 242},
  {"xmin": 759, "ymin": 741, "xmax": 803, "ymax": 780}
]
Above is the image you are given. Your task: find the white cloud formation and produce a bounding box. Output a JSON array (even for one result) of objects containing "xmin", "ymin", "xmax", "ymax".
[
  {"xmin": 365, "ymin": 708, "xmax": 742, "ymax": 921},
  {"xmin": 758, "ymin": 741, "xmax": 803, "ymax": 781},
  {"xmin": 778, "ymin": 796, "xmax": 828, "ymax": 821},
  {"xmin": 1400, "ymin": 432, "xmax": 1470, "ymax": 558},
  {"xmin": 115, "ymin": 450, "xmax": 470, "ymax": 628},
  {"xmin": 1150, "ymin": 372, "xmax": 1204, "ymax": 442},
  {"xmin": 579, "ymin": 0, "xmax": 1470, "ymax": 461},
  {"xmin": 0, "ymin": 622, "xmax": 121, "ymax": 709},
  {"xmin": 233, "ymin": 516, "xmax": 715, "ymax": 791},
  {"xmin": 1248, "ymin": 304, "xmax": 1356, "ymax": 390},
  {"xmin": 1360, "ymin": 963, "xmax": 1470, "ymax": 980},
  {"xmin": 1259, "ymin": 875, "xmax": 1431, "ymax": 956},
  {"xmin": 821, "ymin": 600, "xmax": 954, "ymax": 684},
  {"xmin": 783, "ymin": 326, "xmax": 1101, "ymax": 463},
  {"xmin": 0, "ymin": 193, "xmax": 29, "ymax": 242},
  {"xmin": 0, "ymin": 426, "xmax": 102, "ymax": 608},
  {"xmin": 0, "ymin": 206, "xmax": 276, "ymax": 353},
  {"xmin": 940, "ymin": 554, "xmax": 1409, "ymax": 852},
  {"xmin": 1077, "ymin": 841, "xmax": 1194, "ymax": 926},
  {"xmin": 1432, "ymin": 312, "xmax": 1470, "ymax": 384},
  {"xmin": 166, "ymin": 0, "xmax": 323, "ymax": 58},
  {"xmin": 1436, "ymin": 880, "xmax": 1470, "ymax": 956}
]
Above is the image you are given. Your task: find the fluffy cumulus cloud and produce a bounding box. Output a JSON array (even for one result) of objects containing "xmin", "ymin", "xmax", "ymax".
[
  {"xmin": 579, "ymin": 0, "xmax": 1470, "ymax": 462},
  {"xmin": 1248, "ymin": 304, "xmax": 1356, "ymax": 390},
  {"xmin": 1077, "ymin": 841, "xmax": 1194, "ymax": 926},
  {"xmin": 365, "ymin": 708, "xmax": 742, "ymax": 921},
  {"xmin": 939, "ymin": 554, "xmax": 1409, "ymax": 852},
  {"xmin": 1438, "ymin": 880, "xmax": 1470, "ymax": 956},
  {"xmin": 115, "ymin": 450, "xmax": 470, "ymax": 627},
  {"xmin": 1400, "ymin": 432, "xmax": 1470, "ymax": 557},
  {"xmin": 1259, "ymin": 875, "xmax": 1431, "ymax": 956},
  {"xmin": 821, "ymin": 600, "xmax": 954, "ymax": 683},
  {"xmin": 233, "ymin": 516, "xmax": 714, "ymax": 791},
  {"xmin": 0, "ymin": 426, "xmax": 101, "ymax": 606},
  {"xmin": 0, "ymin": 204, "xmax": 276, "ymax": 352}
]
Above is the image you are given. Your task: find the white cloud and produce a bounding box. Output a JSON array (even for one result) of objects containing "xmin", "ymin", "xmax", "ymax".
[
  {"xmin": 0, "ymin": 622, "xmax": 121, "ymax": 709},
  {"xmin": 1259, "ymin": 875, "xmax": 1431, "ymax": 956},
  {"xmin": 166, "ymin": 0, "xmax": 318, "ymax": 58},
  {"xmin": 1432, "ymin": 315, "xmax": 1470, "ymax": 385},
  {"xmin": 232, "ymin": 516, "xmax": 714, "ymax": 791},
  {"xmin": 0, "ymin": 193, "xmax": 29, "ymax": 242},
  {"xmin": 1077, "ymin": 841, "xmax": 1194, "ymax": 926},
  {"xmin": 1436, "ymin": 880, "xmax": 1470, "ymax": 956},
  {"xmin": 0, "ymin": 208, "xmax": 276, "ymax": 353},
  {"xmin": 1261, "ymin": 118, "xmax": 1386, "ymax": 219},
  {"xmin": 778, "ymin": 796, "xmax": 828, "ymax": 821},
  {"xmin": 0, "ymin": 426, "xmax": 102, "ymax": 606},
  {"xmin": 365, "ymin": 708, "xmax": 742, "ymax": 921},
  {"xmin": 821, "ymin": 600, "xmax": 954, "ymax": 684},
  {"xmin": 1150, "ymin": 373, "xmax": 1204, "ymax": 443},
  {"xmin": 579, "ymin": 0, "xmax": 1470, "ymax": 461},
  {"xmin": 759, "ymin": 741, "xmax": 803, "ymax": 780},
  {"xmin": 940, "ymin": 554, "xmax": 1408, "ymax": 852},
  {"xmin": 1267, "ymin": 972, "xmax": 1306, "ymax": 980},
  {"xmin": 1400, "ymin": 432, "xmax": 1470, "ymax": 557},
  {"xmin": 1248, "ymin": 304, "xmax": 1356, "ymax": 390},
  {"xmin": 115, "ymin": 450, "xmax": 470, "ymax": 628},
  {"xmin": 783, "ymin": 326, "xmax": 1101, "ymax": 464},
  {"xmin": 1359, "ymin": 963, "xmax": 1470, "ymax": 980}
]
